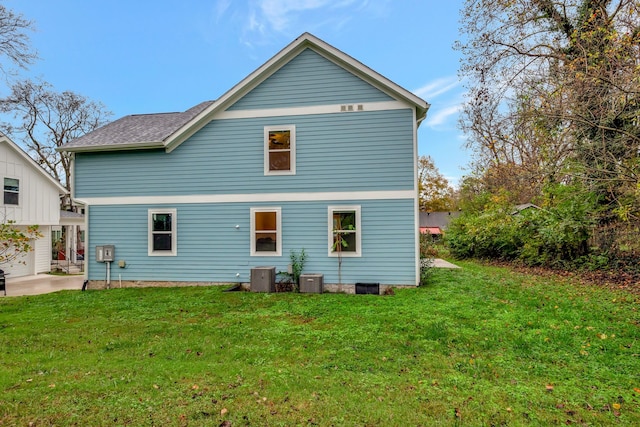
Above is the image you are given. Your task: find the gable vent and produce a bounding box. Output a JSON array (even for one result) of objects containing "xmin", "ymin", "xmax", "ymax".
[{"xmin": 340, "ymin": 104, "xmax": 364, "ymax": 112}]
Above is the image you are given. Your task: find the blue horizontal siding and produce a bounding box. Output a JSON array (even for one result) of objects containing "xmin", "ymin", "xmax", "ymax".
[
  {"xmin": 74, "ymin": 109, "xmax": 415, "ymax": 198},
  {"xmin": 86, "ymin": 199, "xmax": 416, "ymax": 285},
  {"xmin": 227, "ymin": 48, "xmax": 393, "ymax": 110}
]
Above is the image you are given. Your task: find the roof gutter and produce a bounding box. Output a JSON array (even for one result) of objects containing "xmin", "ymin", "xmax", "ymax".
[{"xmin": 58, "ymin": 140, "xmax": 165, "ymax": 153}]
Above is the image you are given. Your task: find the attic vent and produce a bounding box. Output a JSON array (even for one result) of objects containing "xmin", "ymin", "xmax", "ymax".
[{"xmin": 341, "ymin": 104, "xmax": 362, "ymax": 112}]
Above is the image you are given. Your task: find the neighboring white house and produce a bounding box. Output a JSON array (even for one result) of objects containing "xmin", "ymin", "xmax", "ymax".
[{"xmin": 0, "ymin": 133, "xmax": 68, "ymax": 278}]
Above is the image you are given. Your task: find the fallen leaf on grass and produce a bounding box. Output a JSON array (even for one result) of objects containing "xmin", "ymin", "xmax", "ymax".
[
  {"xmin": 612, "ymin": 403, "xmax": 621, "ymax": 410},
  {"xmin": 633, "ymin": 388, "xmax": 640, "ymax": 394},
  {"xmin": 48, "ymin": 384, "xmax": 55, "ymax": 388},
  {"xmin": 220, "ymin": 408, "xmax": 228, "ymax": 416},
  {"xmin": 545, "ymin": 384, "xmax": 554, "ymax": 392}
]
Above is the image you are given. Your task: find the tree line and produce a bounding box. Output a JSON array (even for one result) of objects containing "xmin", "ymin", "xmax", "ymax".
[{"xmin": 449, "ymin": 0, "xmax": 639, "ymax": 268}]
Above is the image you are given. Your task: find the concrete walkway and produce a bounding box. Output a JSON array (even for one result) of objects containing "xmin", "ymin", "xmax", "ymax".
[
  {"xmin": 2, "ymin": 274, "xmax": 85, "ymax": 297},
  {"xmin": 433, "ymin": 258, "xmax": 461, "ymax": 268}
]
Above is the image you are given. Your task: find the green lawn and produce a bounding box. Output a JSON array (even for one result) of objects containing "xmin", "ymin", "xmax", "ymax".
[{"xmin": 1, "ymin": 261, "xmax": 639, "ymax": 426}]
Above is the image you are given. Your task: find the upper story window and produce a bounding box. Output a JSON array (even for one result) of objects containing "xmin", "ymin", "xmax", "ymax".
[
  {"xmin": 148, "ymin": 209, "xmax": 177, "ymax": 256},
  {"xmin": 264, "ymin": 125, "xmax": 296, "ymax": 175},
  {"xmin": 328, "ymin": 206, "xmax": 361, "ymax": 257},
  {"xmin": 251, "ymin": 207, "xmax": 282, "ymax": 256},
  {"xmin": 3, "ymin": 178, "xmax": 19, "ymax": 205}
]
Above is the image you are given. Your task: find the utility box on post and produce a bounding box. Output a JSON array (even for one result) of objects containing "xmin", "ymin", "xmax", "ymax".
[
  {"xmin": 299, "ymin": 274, "xmax": 323, "ymax": 293},
  {"xmin": 95, "ymin": 245, "xmax": 115, "ymax": 262},
  {"xmin": 250, "ymin": 266, "xmax": 276, "ymax": 293}
]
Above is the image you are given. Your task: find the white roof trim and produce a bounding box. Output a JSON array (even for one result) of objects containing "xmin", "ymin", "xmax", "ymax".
[
  {"xmin": 0, "ymin": 134, "xmax": 68, "ymax": 195},
  {"xmin": 165, "ymin": 32, "xmax": 429, "ymax": 153}
]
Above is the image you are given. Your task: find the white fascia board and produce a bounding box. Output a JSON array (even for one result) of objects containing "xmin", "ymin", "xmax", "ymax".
[
  {"xmin": 302, "ymin": 34, "xmax": 429, "ymax": 116},
  {"xmin": 79, "ymin": 190, "xmax": 416, "ymax": 206},
  {"xmin": 164, "ymin": 33, "xmax": 429, "ymax": 153}
]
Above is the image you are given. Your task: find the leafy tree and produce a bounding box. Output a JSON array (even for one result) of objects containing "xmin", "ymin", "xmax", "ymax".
[
  {"xmin": 417, "ymin": 155, "xmax": 456, "ymax": 211},
  {"xmin": 0, "ymin": 4, "xmax": 36, "ymax": 77},
  {"xmin": 0, "ymin": 218, "xmax": 42, "ymax": 268},
  {"xmin": 457, "ymin": 0, "xmax": 640, "ymax": 221},
  {"xmin": 0, "ymin": 79, "xmax": 111, "ymax": 206}
]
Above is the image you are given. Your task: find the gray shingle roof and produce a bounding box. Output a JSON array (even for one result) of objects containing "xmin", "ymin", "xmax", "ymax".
[{"xmin": 62, "ymin": 101, "xmax": 214, "ymax": 150}]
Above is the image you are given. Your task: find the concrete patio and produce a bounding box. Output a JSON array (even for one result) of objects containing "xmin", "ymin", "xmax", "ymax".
[{"xmin": 2, "ymin": 274, "xmax": 84, "ymax": 297}]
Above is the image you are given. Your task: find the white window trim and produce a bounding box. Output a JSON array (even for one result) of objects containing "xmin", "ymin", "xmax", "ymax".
[
  {"xmin": 264, "ymin": 125, "xmax": 296, "ymax": 176},
  {"xmin": 3, "ymin": 177, "xmax": 19, "ymax": 206},
  {"xmin": 250, "ymin": 207, "xmax": 282, "ymax": 256},
  {"xmin": 328, "ymin": 205, "xmax": 361, "ymax": 257},
  {"xmin": 148, "ymin": 208, "xmax": 177, "ymax": 256}
]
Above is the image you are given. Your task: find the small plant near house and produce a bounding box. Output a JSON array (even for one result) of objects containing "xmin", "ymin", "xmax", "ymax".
[
  {"xmin": 289, "ymin": 248, "xmax": 307, "ymax": 287},
  {"xmin": 276, "ymin": 249, "xmax": 307, "ymax": 292}
]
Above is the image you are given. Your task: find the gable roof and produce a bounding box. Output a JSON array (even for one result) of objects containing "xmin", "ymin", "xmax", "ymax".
[
  {"xmin": 0, "ymin": 133, "xmax": 68, "ymax": 195},
  {"xmin": 61, "ymin": 101, "xmax": 214, "ymax": 152},
  {"xmin": 61, "ymin": 33, "xmax": 429, "ymax": 154}
]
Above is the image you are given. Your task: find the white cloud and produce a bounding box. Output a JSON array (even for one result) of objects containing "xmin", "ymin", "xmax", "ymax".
[
  {"xmin": 241, "ymin": 0, "xmax": 378, "ymax": 36},
  {"xmin": 425, "ymin": 104, "xmax": 463, "ymax": 127},
  {"xmin": 413, "ymin": 76, "xmax": 460, "ymax": 100}
]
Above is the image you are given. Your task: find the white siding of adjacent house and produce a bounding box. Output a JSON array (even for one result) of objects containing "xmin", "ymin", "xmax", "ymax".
[
  {"xmin": 1, "ymin": 140, "xmax": 63, "ymax": 277},
  {"xmin": 35, "ymin": 226, "xmax": 52, "ymax": 274},
  {"xmin": 0, "ymin": 142, "xmax": 61, "ymax": 226}
]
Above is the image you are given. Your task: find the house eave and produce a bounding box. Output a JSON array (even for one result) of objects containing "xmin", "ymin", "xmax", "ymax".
[
  {"xmin": 59, "ymin": 141, "xmax": 165, "ymax": 153},
  {"xmin": 1, "ymin": 134, "xmax": 68, "ymax": 195}
]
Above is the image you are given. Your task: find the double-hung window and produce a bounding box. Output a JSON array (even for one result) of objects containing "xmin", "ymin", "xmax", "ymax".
[
  {"xmin": 264, "ymin": 125, "xmax": 295, "ymax": 175},
  {"xmin": 328, "ymin": 206, "xmax": 361, "ymax": 257},
  {"xmin": 148, "ymin": 209, "xmax": 177, "ymax": 256},
  {"xmin": 251, "ymin": 207, "xmax": 281, "ymax": 256},
  {"xmin": 3, "ymin": 178, "xmax": 19, "ymax": 205}
]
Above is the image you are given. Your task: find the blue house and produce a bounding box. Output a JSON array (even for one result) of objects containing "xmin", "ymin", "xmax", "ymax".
[{"xmin": 61, "ymin": 33, "xmax": 429, "ymax": 291}]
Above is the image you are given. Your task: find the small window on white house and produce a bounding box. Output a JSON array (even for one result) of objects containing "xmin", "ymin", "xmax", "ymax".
[
  {"xmin": 148, "ymin": 209, "xmax": 177, "ymax": 256},
  {"xmin": 328, "ymin": 206, "xmax": 361, "ymax": 257},
  {"xmin": 251, "ymin": 207, "xmax": 281, "ymax": 256},
  {"xmin": 4, "ymin": 178, "xmax": 19, "ymax": 205},
  {"xmin": 264, "ymin": 125, "xmax": 295, "ymax": 175}
]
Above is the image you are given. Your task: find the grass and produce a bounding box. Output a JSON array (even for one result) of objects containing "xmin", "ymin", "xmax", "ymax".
[{"xmin": 1, "ymin": 261, "xmax": 639, "ymax": 426}]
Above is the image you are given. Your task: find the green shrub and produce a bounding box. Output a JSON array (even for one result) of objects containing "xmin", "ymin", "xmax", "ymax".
[{"xmin": 446, "ymin": 185, "xmax": 598, "ymax": 268}]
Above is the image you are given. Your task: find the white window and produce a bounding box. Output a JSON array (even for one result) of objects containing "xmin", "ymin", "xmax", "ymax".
[
  {"xmin": 264, "ymin": 125, "xmax": 295, "ymax": 175},
  {"xmin": 148, "ymin": 209, "xmax": 177, "ymax": 256},
  {"xmin": 251, "ymin": 207, "xmax": 282, "ymax": 256},
  {"xmin": 4, "ymin": 177, "xmax": 19, "ymax": 205},
  {"xmin": 328, "ymin": 206, "xmax": 361, "ymax": 257}
]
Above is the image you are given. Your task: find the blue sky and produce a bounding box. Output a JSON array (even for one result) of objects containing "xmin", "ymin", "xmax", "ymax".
[{"xmin": 8, "ymin": 0, "xmax": 470, "ymax": 184}]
